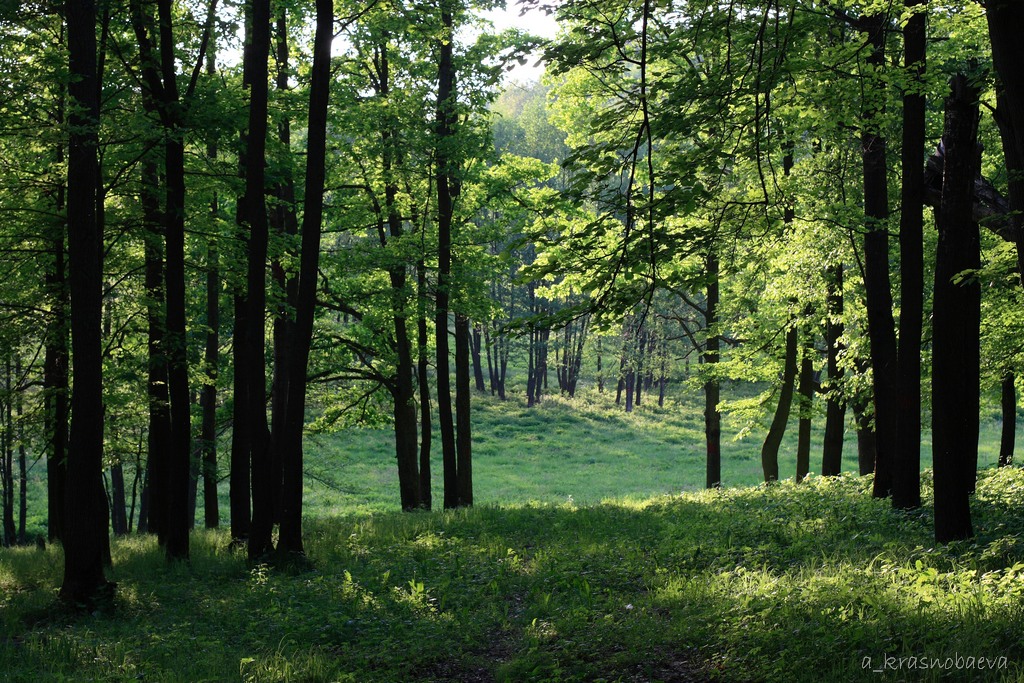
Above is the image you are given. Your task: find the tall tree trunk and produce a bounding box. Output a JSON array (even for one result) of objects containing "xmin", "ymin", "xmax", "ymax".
[
  {"xmin": 276, "ymin": 0, "xmax": 332, "ymax": 554},
  {"xmin": 860, "ymin": 13, "xmax": 898, "ymax": 499},
  {"xmin": 761, "ymin": 323, "xmax": 798, "ymax": 483},
  {"xmin": 471, "ymin": 324, "xmax": 486, "ymax": 392},
  {"xmin": 377, "ymin": 33, "xmax": 421, "ymax": 512},
  {"xmin": 60, "ymin": 0, "xmax": 112, "ymax": 606},
  {"xmin": 230, "ymin": 292, "xmax": 251, "ymax": 542},
  {"xmin": 435, "ymin": 1, "xmax": 459, "ymax": 509},
  {"xmin": 201, "ymin": 34, "xmax": 220, "ymax": 530},
  {"xmin": 986, "ymin": 0, "xmax": 1024, "ymax": 284},
  {"xmin": 141, "ymin": 158, "xmax": 169, "ymax": 540},
  {"xmin": 932, "ymin": 73, "xmax": 981, "ymax": 544},
  {"xmin": 795, "ymin": 340, "xmax": 814, "ymax": 483},
  {"xmin": 852, "ymin": 391, "xmax": 877, "ymax": 476},
  {"xmin": 16, "ymin": 357, "xmax": 26, "ymax": 544},
  {"xmin": 893, "ymin": 0, "xmax": 927, "ymax": 510},
  {"xmin": 1000, "ymin": 372, "xmax": 1015, "ymax": 467},
  {"xmin": 245, "ymin": 0, "xmax": 275, "ymax": 561},
  {"xmin": 704, "ymin": 252, "xmax": 721, "ymax": 488},
  {"xmin": 455, "ymin": 313, "xmax": 473, "ymax": 507},
  {"xmin": 416, "ymin": 257, "xmax": 432, "ymax": 508},
  {"xmin": 109, "ymin": 464, "xmax": 128, "ymax": 535},
  {"xmin": 821, "ymin": 264, "xmax": 846, "ymax": 476},
  {"xmin": 268, "ymin": 6, "xmax": 298, "ymax": 526},
  {"xmin": 44, "ymin": 92, "xmax": 69, "ymax": 543}
]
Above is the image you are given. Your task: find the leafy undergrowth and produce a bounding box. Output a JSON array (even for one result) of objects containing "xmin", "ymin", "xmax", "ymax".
[{"xmin": 2, "ymin": 468, "xmax": 1023, "ymax": 682}]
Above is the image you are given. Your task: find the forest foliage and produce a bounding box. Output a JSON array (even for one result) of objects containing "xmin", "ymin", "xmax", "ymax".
[{"xmin": 0, "ymin": 0, "xmax": 1022, "ymax": 614}]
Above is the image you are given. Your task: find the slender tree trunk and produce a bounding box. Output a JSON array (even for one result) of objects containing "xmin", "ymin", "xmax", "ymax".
[
  {"xmin": 245, "ymin": 0, "xmax": 275, "ymax": 561},
  {"xmin": 138, "ymin": 140, "xmax": 171, "ymax": 540},
  {"xmin": 932, "ymin": 73, "xmax": 981, "ymax": 544},
  {"xmin": 16, "ymin": 357, "xmax": 26, "ymax": 544},
  {"xmin": 268, "ymin": 6, "xmax": 299, "ymax": 525},
  {"xmin": 705, "ymin": 253, "xmax": 721, "ymax": 488},
  {"xmin": 893, "ymin": 0, "xmax": 927, "ymax": 510},
  {"xmin": 822, "ymin": 264, "xmax": 846, "ymax": 476},
  {"xmin": 471, "ymin": 325, "xmax": 486, "ymax": 392},
  {"xmin": 435, "ymin": 1, "xmax": 459, "ymax": 509},
  {"xmin": 860, "ymin": 13, "xmax": 898, "ymax": 499},
  {"xmin": 201, "ymin": 245, "xmax": 220, "ymax": 528},
  {"xmin": 61, "ymin": 0, "xmax": 112, "ymax": 605},
  {"xmin": 455, "ymin": 313, "xmax": 473, "ymax": 506},
  {"xmin": 230, "ymin": 293, "xmax": 251, "ymax": 542},
  {"xmin": 200, "ymin": 34, "xmax": 220, "ymax": 531},
  {"xmin": 796, "ymin": 340, "xmax": 814, "ymax": 483},
  {"xmin": 45, "ymin": 111, "xmax": 69, "ymax": 543},
  {"xmin": 109, "ymin": 464, "xmax": 128, "ymax": 535},
  {"xmin": 852, "ymin": 392, "xmax": 877, "ymax": 476},
  {"xmin": 1000, "ymin": 373, "xmax": 1015, "ymax": 467},
  {"xmin": 416, "ymin": 258, "xmax": 432, "ymax": 508},
  {"xmin": 276, "ymin": 0, "xmax": 332, "ymax": 554},
  {"xmin": 761, "ymin": 323, "xmax": 798, "ymax": 483}
]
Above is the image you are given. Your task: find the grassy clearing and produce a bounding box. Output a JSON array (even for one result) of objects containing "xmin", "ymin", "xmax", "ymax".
[
  {"xmin": 2, "ymin": 469, "xmax": 1023, "ymax": 682},
  {"xmin": 301, "ymin": 386, "xmax": 1019, "ymax": 516}
]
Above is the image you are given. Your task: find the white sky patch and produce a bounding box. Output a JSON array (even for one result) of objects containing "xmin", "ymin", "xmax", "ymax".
[{"xmin": 480, "ymin": 3, "xmax": 559, "ymax": 84}]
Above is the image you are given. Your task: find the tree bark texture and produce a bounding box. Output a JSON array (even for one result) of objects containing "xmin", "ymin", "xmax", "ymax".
[
  {"xmin": 893, "ymin": 0, "xmax": 927, "ymax": 510},
  {"xmin": 932, "ymin": 73, "xmax": 981, "ymax": 544},
  {"xmin": 761, "ymin": 323, "xmax": 798, "ymax": 483},
  {"xmin": 60, "ymin": 0, "xmax": 112, "ymax": 606}
]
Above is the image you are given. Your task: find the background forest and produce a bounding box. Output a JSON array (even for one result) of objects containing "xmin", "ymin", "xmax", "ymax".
[{"xmin": 2, "ymin": 0, "xmax": 1024, "ymax": 680}]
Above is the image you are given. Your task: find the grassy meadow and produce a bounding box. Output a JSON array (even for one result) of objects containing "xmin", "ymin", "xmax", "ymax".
[{"xmin": 2, "ymin": 386, "xmax": 1023, "ymax": 682}]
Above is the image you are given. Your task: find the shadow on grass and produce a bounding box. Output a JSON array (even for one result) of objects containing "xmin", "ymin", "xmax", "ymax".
[{"xmin": 3, "ymin": 469, "xmax": 1024, "ymax": 681}]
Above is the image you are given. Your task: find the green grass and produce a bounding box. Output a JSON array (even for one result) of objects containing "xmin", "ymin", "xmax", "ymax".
[
  {"xmin": 3, "ymin": 387, "xmax": 1023, "ymax": 681},
  {"xmin": 2, "ymin": 470, "xmax": 1023, "ymax": 681},
  {"xmin": 299, "ymin": 386, "xmax": 1020, "ymax": 516}
]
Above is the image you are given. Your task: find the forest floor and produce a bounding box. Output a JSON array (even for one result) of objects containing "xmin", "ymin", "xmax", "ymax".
[{"xmin": 3, "ymin": 388, "xmax": 1023, "ymax": 681}]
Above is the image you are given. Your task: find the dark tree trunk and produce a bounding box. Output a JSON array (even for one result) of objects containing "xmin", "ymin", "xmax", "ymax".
[
  {"xmin": 3, "ymin": 358, "xmax": 14, "ymax": 546},
  {"xmin": 471, "ymin": 324, "xmax": 486, "ymax": 392},
  {"xmin": 705, "ymin": 253, "xmax": 721, "ymax": 488},
  {"xmin": 201, "ymin": 31, "xmax": 220, "ymax": 531},
  {"xmin": 140, "ymin": 158, "xmax": 169, "ymax": 540},
  {"xmin": 852, "ymin": 392, "xmax": 877, "ymax": 476},
  {"xmin": 376, "ymin": 33, "xmax": 421, "ymax": 512},
  {"xmin": 60, "ymin": 0, "xmax": 112, "ymax": 606},
  {"xmin": 201, "ymin": 243, "xmax": 219, "ymax": 528},
  {"xmin": 435, "ymin": 2, "xmax": 458, "ymax": 509},
  {"xmin": 44, "ymin": 127, "xmax": 69, "ymax": 543},
  {"xmin": 245, "ymin": 0, "xmax": 275, "ymax": 561},
  {"xmin": 109, "ymin": 464, "xmax": 128, "ymax": 535},
  {"xmin": 761, "ymin": 323, "xmax": 798, "ymax": 483},
  {"xmin": 416, "ymin": 258, "xmax": 432, "ymax": 508},
  {"xmin": 16, "ymin": 357, "xmax": 26, "ymax": 544},
  {"xmin": 796, "ymin": 340, "xmax": 814, "ymax": 483},
  {"xmin": 455, "ymin": 313, "xmax": 473, "ymax": 507},
  {"xmin": 276, "ymin": 0, "xmax": 332, "ymax": 555},
  {"xmin": 986, "ymin": 0, "xmax": 1024, "ymax": 284},
  {"xmin": 893, "ymin": 0, "xmax": 927, "ymax": 510},
  {"xmin": 1000, "ymin": 373, "xmax": 1015, "ymax": 467},
  {"xmin": 860, "ymin": 13, "xmax": 898, "ymax": 499},
  {"xmin": 230, "ymin": 293, "xmax": 251, "ymax": 542},
  {"xmin": 821, "ymin": 264, "xmax": 846, "ymax": 476},
  {"xmin": 268, "ymin": 5, "xmax": 298, "ymax": 526},
  {"xmin": 597, "ymin": 336, "xmax": 604, "ymax": 393},
  {"xmin": 932, "ymin": 73, "xmax": 981, "ymax": 544}
]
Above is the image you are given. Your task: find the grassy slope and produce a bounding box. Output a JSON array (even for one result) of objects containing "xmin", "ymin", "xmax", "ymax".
[
  {"xmin": 302, "ymin": 386, "xmax": 1019, "ymax": 517},
  {"xmin": 2, "ymin": 471, "xmax": 1023, "ymax": 682},
  {"xmin": 2, "ymin": 389, "xmax": 1023, "ymax": 681}
]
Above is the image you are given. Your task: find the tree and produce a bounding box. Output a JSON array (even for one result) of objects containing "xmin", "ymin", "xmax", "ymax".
[
  {"xmin": 932, "ymin": 73, "xmax": 981, "ymax": 544},
  {"xmin": 276, "ymin": 0, "xmax": 333, "ymax": 556},
  {"xmin": 60, "ymin": 0, "xmax": 112, "ymax": 607}
]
